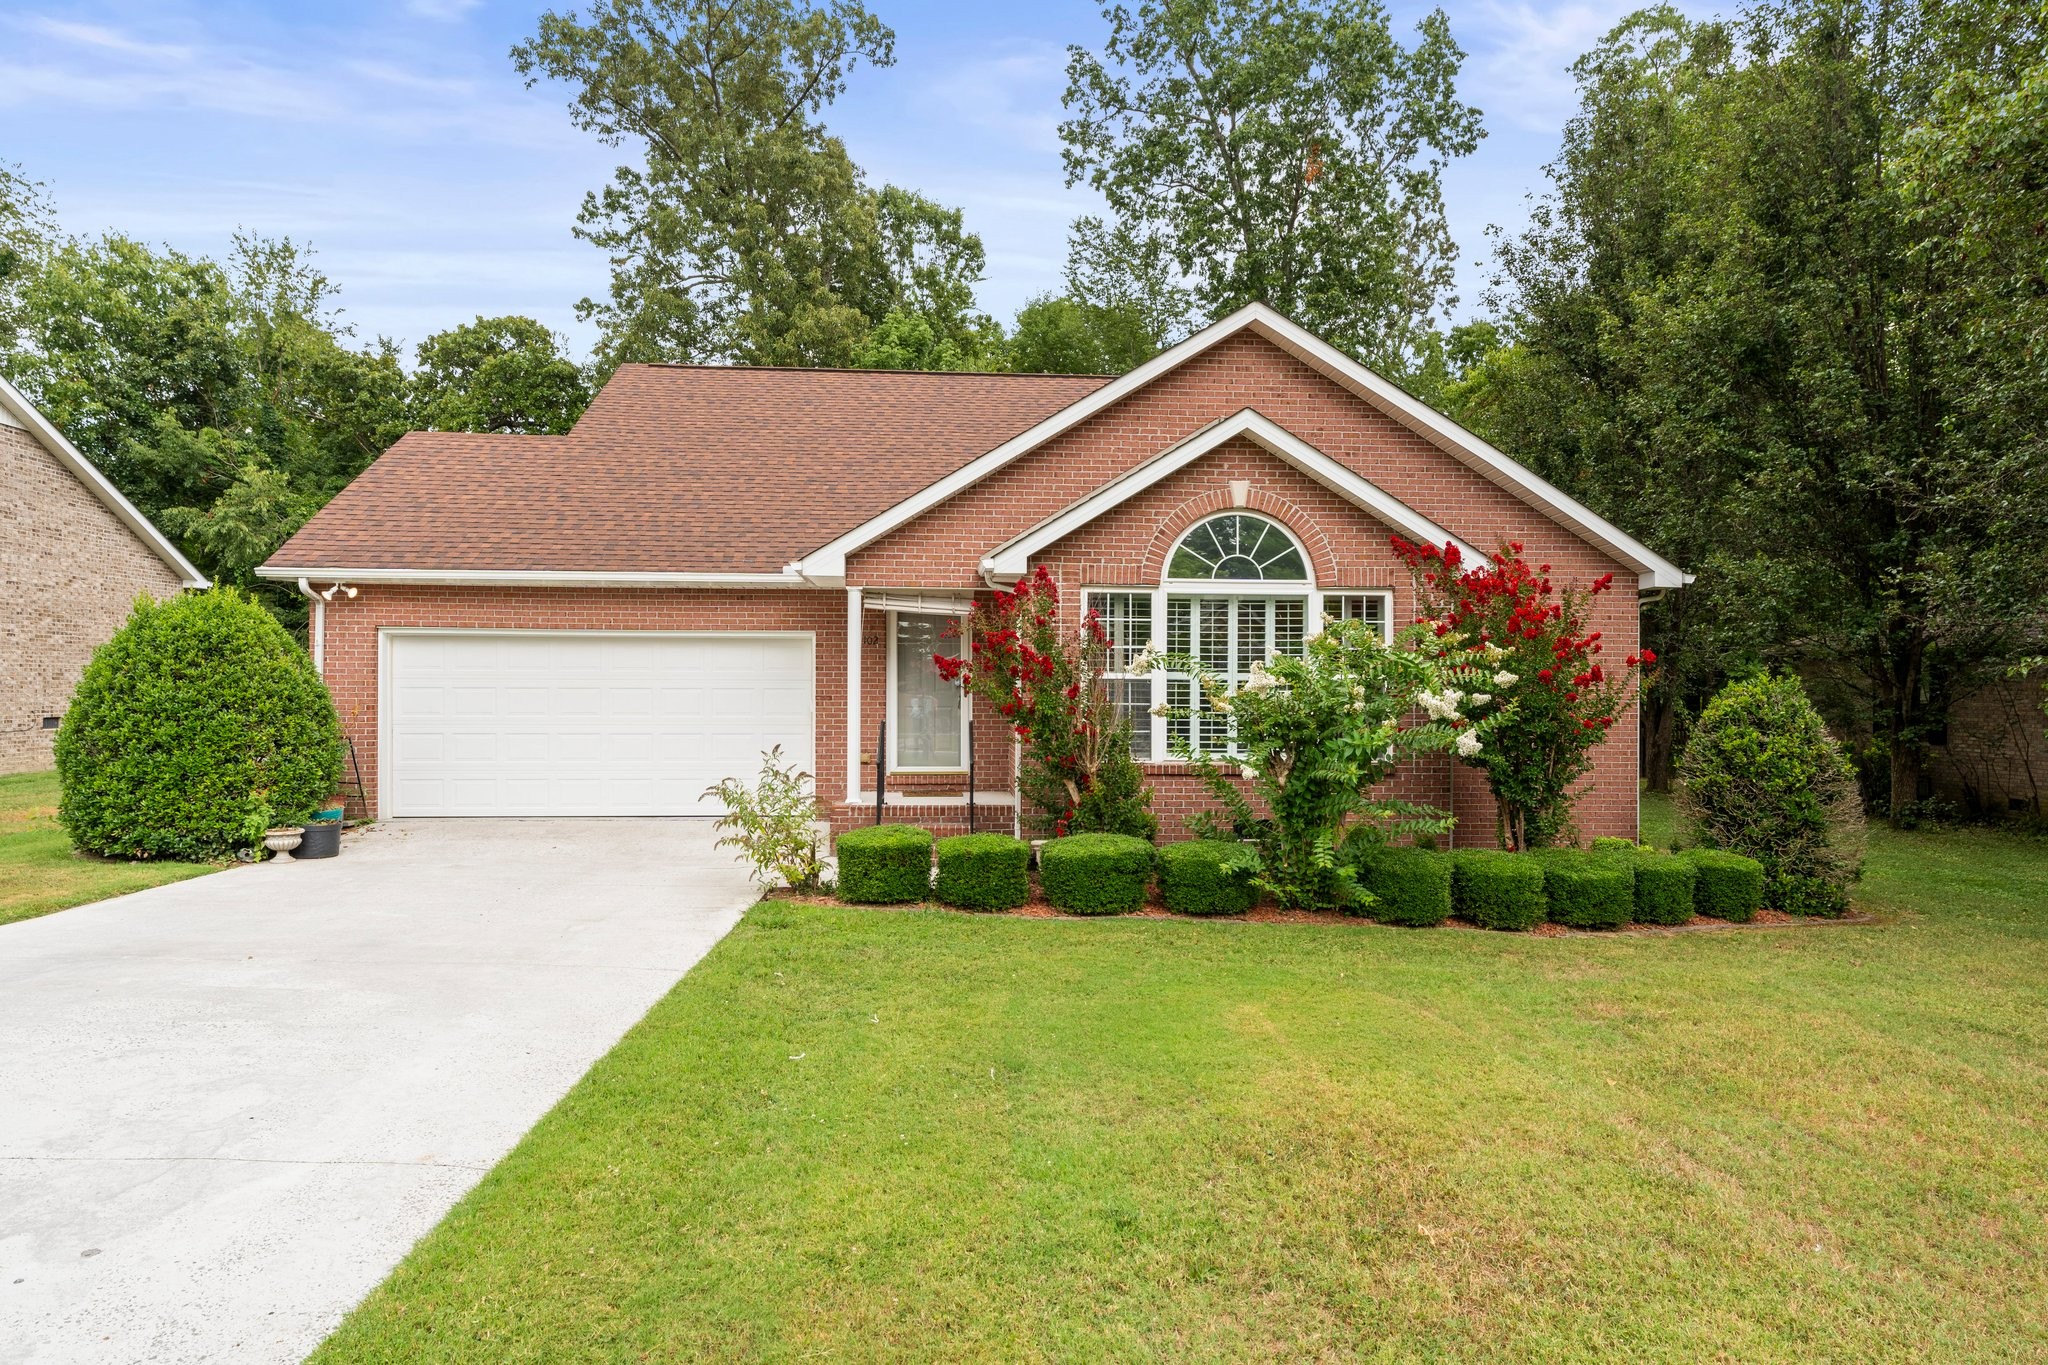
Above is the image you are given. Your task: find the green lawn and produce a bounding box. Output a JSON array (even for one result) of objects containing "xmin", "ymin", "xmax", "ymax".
[
  {"xmin": 0, "ymin": 769, "xmax": 218, "ymax": 926},
  {"xmin": 316, "ymin": 802, "xmax": 2048, "ymax": 1362}
]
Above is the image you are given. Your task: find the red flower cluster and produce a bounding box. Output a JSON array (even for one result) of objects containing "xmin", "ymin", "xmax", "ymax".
[{"xmin": 932, "ymin": 564, "xmax": 1123, "ymax": 833}]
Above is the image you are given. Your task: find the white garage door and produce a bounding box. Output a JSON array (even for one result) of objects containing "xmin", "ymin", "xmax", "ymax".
[{"xmin": 384, "ymin": 631, "xmax": 814, "ymax": 817}]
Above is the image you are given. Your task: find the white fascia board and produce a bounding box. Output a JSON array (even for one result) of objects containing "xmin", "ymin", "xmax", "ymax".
[
  {"xmin": 1237, "ymin": 311, "xmax": 1693, "ymax": 590},
  {"xmin": 791, "ymin": 305, "xmax": 1278, "ymax": 583},
  {"xmin": 253, "ymin": 566, "xmax": 809, "ymax": 588},
  {"xmin": 0, "ymin": 373, "xmax": 210, "ymax": 588},
  {"xmin": 981, "ymin": 408, "xmax": 1478, "ymax": 580},
  {"xmin": 794, "ymin": 300, "xmax": 1690, "ymax": 592}
]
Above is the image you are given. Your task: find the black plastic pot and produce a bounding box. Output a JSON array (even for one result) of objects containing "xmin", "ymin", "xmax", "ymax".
[{"xmin": 292, "ymin": 820, "xmax": 342, "ymax": 859}]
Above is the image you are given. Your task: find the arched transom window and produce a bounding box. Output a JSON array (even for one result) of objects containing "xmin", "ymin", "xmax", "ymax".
[
  {"xmin": 1167, "ymin": 513, "xmax": 1310, "ymax": 582},
  {"xmin": 1085, "ymin": 510, "xmax": 1391, "ymax": 760}
]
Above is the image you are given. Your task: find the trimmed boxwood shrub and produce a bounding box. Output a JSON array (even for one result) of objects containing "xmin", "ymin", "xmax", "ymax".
[
  {"xmin": 1349, "ymin": 844, "xmax": 1453, "ymax": 927},
  {"xmin": 1590, "ymin": 836, "xmax": 1646, "ymax": 854},
  {"xmin": 1451, "ymin": 850, "xmax": 1547, "ymax": 931},
  {"xmin": 1625, "ymin": 851, "xmax": 1697, "ymax": 925},
  {"xmin": 933, "ymin": 833, "xmax": 1030, "ymax": 911},
  {"xmin": 1678, "ymin": 673, "xmax": 1863, "ymax": 916},
  {"xmin": 835, "ymin": 824, "xmax": 933, "ymax": 904},
  {"xmin": 56, "ymin": 589, "xmax": 343, "ymax": 861},
  {"xmin": 1687, "ymin": 849, "xmax": 1765, "ymax": 922},
  {"xmin": 1536, "ymin": 851, "xmax": 1633, "ymax": 929},
  {"xmin": 1156, "ymin": 840, "xmax": 1259, "ymax": 916},
  {"xmin": 1039, "ymin": 833, "xmax": 1152, "ymax": 915}
]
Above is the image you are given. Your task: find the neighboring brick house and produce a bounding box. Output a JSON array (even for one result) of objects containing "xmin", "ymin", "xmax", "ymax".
[
  {"xmin": 1927, "ymin": 670, "xmax": 2048, "ymax": 818},
  {"xmin": 257, "ymin": 304, "xmax": 1689, "ymax": 844},
  {"xmin": 1, "ymin": 376, "xmax": 209, "ymax": 775}
]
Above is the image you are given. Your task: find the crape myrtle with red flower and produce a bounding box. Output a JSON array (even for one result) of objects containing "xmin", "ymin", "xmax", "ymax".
[
  {"xmin": 934, "ymin": 565, "xmax": 1156, "ymax": 839},
  {"xmin": 1391, "ymin": 536, "xmax": 1649, "ymax": 849}
]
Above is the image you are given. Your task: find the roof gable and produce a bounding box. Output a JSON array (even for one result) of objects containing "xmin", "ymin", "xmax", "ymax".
[
  {"xmin": 0, "ymin": 374, "xmax": 207, "ymax": 588},
  {"xmin": 797, "ymin": 303, "xmax": 1689, "ymax": 591},
  {"xmin": 983, "ymin": 408, "xmax": 1478, "ymax": 580}
]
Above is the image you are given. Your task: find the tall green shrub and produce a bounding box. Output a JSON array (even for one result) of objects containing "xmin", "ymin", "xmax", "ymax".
[
  {"xmin": 1678, "ymin": 674, "xmax": 1865, "ymax": 915},
  {"xmin": 56, "ymin": 590, "xmax": 343, "ymax": 860}
]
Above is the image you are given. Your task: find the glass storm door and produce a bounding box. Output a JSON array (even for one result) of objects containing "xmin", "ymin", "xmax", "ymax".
[{"xmin": 893, "ymin": 613, "xmax": 964, "ymax": 769}]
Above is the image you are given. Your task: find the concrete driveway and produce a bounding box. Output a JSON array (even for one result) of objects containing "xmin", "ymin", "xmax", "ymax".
[{"xmin": 0, "ymin": 819, "xmax": 757, "ymax": 1365}]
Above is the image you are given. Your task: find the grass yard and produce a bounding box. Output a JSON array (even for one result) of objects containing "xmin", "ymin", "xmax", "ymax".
[
  {"xmin": 0, "ymin": 769, "xmax": 218, "ymax": 926},
  {"xmin": 316, "ymin": 802, "xmax": 2048, "ymax": 1362}
]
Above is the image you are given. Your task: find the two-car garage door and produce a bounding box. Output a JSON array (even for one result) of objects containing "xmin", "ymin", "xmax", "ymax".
[{"xmin": 384, "ymin": 631, "xmax": 814, "ymax": 817}]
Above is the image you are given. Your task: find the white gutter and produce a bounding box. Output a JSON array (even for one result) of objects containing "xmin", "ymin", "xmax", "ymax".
[{"xmin": 256, "ymin": 566, "xmax": 809, "ymax": 589}]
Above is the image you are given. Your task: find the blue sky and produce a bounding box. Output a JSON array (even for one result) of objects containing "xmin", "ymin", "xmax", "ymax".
[{"xmin": 3, "ymin": 0, "xmax": 1707, "ymax": 362}]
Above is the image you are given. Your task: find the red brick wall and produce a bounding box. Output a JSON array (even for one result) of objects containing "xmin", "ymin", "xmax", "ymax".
[
  {"xmin": 316, "ymin": 585, "xmax": 847, "ymax": 818},
  {"xmin": 316, "ymin": 330, "xmax": 1642, "ymax": 845},
  {"xmin": 852, "ymin": 333, "xmax": 1641, "ymax": 845}
]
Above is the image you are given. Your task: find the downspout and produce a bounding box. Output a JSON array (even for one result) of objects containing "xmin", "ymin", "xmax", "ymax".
[{"xmin": 296, "ymin": 578, "xmax": 325, "ymax": 675}]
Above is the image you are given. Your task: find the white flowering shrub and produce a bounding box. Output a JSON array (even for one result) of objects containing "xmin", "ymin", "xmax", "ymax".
[{"xmin": 1148, "ymin": 617, "xmax": 1508, "ymax": 909}]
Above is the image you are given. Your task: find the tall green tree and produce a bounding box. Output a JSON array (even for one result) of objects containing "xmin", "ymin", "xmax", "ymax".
[
  {"xmin": 1473, "ymin": 1, "xmax": 2048, "ymax": 818},
  {"xmin": 1005, "ymin": 292, "xmax": 1158, "ymax": 374},
  {"xmin": 0, "ymin": 160, "xmax": 54, "ymax": 347},
  {"xmin": 513, "ymin": 0, "xmax": 992, "ymax": 369},
  {"xmin": 411, "ymin": 315, "xmax": 592, "ymax": 434},
  {"xmin": 1060, "ymin": 0, "xmax": 1483, "ymax": 373},
  {"xmin": 1, "ymin": 233, "xmax": 408, "ymax": 607}
]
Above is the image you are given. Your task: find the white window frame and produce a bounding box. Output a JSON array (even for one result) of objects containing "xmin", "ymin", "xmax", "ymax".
[
  {"xmin": 885, "ymin": 609, "xmax": 971, "ymax": 773},
  {"xmin": 1089, "ymin": 515, "xmax": 1392, "ymax": 765},
  {"xmin": 1324, "ymin": 591, "xmax": 1395, "ymax": 644}
]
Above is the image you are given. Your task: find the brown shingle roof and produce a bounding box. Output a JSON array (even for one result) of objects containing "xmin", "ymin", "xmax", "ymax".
[{"xmin": 265, "ymin": 365, "xmax": 1112, "ymax": 574}]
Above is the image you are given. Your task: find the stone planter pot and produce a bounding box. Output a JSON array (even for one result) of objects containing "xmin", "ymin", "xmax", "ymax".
[{"xmin": 263, "ymin": 826, "xmax": 304, "ymax": 857}]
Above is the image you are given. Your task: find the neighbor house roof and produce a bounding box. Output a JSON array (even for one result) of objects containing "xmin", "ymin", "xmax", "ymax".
[
  {"xmin": 0, "ymin": 373, "xmax": 208, "ymax": 588},
  {"xmin": 262, "ymin": 367, "xmax": 1110, "ymax": 581}
]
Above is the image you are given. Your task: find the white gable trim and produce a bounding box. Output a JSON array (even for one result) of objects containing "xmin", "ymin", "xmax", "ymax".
[
  {"xmin": 981, "ymin": 408, "xmax": 1477, "ymax": 582},
  {"xmin": 0, "ymin": 374, "xmax": 209, "ymax": 588},
  {"xmin": 793, "ymin": 302, "xmax": 1689, "ymax": 591}
]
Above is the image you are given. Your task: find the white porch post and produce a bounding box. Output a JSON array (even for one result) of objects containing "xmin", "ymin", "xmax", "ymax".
[{"xmin": 846, "ymin": 587, "xmax": 863, "ymax": 803}]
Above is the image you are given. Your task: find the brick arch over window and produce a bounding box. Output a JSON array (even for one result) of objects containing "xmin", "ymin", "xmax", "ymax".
[{"xmin": 1142, "ymin": 489, "xmax": 1341, "ymax": 586}]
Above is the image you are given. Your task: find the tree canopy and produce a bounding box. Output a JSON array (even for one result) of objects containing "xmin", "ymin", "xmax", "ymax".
[
  {"xmin": 1458, "ymin": 0, "xmax": 2048, "ymax": 818},
  {"xmin": 1060, "ymin": 0, "xmax": 1483, "ymax": 373},
  {"xmin": 513, "ymin": 0, "xmax": 994, "ymax": 370}
]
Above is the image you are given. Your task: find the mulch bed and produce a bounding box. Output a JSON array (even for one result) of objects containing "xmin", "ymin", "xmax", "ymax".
[{"xmin": 762, "ymin": 888, "xmax": 1879, "ymax": 934}]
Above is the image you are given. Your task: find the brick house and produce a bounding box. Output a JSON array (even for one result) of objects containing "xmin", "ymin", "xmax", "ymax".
[
  {"xmin": 257, "ymin": 304, "xmax": 1688, "ymax": 843},
  {"xmin": 1, "ymin": 376, "xmax": 209, "ymax": 775}
]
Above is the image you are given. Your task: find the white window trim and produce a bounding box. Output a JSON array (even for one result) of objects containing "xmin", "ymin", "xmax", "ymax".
[
  {"xmin": 1088, "ymin": 579, "xmax": 1396, "ymax": 765},
  {"xmin": 1324, "ymin": 589, "xmax": 1395, "ymax": 645},
  {"xmin": 884, "ymin": 609, "xmax": 972, "ymax": 774}
]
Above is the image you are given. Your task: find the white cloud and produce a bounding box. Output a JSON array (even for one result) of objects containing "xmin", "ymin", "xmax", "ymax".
[
  {"xmin": 404, "ymin": 0, "xmax": 483, "ymax": 17},
  {"xmin": 1462, "ymin": 0, "xmax": 1711, "ymax": 133},
  {"xmin": 922, "ymin": 43, "xmax": 1069, "ymax": 155},
  {"xmin": 1, "ymin": 10, "xmax": 571, "ymax": 147}
]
